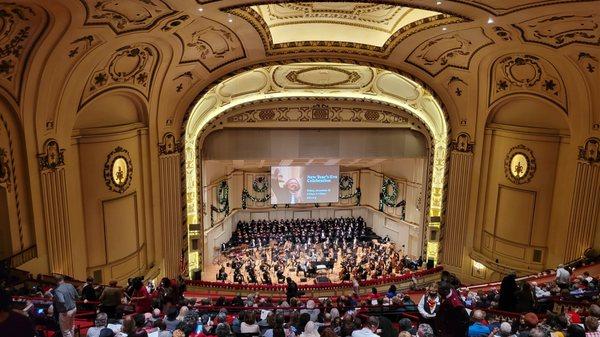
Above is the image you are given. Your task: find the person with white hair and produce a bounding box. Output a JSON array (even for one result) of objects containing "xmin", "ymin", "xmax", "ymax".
[
  {"xmin": 300, "ymin": 300, "xmax": 320, "ymax": 322},
  {"xmin": 330, "ymin": 308, "xmax": 340, "ymax": 321},
  {"xmin": 418, "ymin": 324, "xmax": 435, "ymax": 337},
  {"xmin": 494, "ymin": 322, "xmax": 515, "ymax": 337},
  {"xmin": 529, "ymin": 328, "xmax": 545, "ymax": 337},
  {"xmin": 87, "ymin": 312, "xmax": 109, "ymax": 337},
  {"xmin": 468, "ymin": 310, "xmax": 491, "ymax": 337},
  {"xmin": 301, "ymin": 321, "xmax": 321, "ymax": 337}
]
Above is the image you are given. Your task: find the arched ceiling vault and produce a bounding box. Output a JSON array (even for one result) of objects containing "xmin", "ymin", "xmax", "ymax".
[{"xmin": 0, "ymin": 0, "xmax": 595, "ymax": 149}]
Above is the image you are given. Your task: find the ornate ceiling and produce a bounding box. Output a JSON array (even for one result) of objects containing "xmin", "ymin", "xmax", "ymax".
[
  {"xmin": 247, "ymin": 2, "xmax": 453, "ymax": 47},
  {"xmin": 0, "ymin": 0, "xmax": 597, "ymax": 149}
]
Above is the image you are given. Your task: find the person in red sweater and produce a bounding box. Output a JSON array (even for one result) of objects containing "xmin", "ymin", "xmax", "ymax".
[{"xmin": 435, "ymin": 281, "xmax": 470, "ymax": 337}]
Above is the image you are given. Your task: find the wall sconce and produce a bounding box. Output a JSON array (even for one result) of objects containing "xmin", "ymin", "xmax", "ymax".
[{"xmin": 473, "ymin": 260, "xmax": 486, "ymax": 270}]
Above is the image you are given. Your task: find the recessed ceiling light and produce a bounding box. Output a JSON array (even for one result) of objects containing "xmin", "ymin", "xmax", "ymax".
[
  {"xmin": 487, "ymin": 17, "xmax": 494, "ymax": 24},
  {"xmin": 436, "ymin": 1, "xmax": 442, "ymax": 5},
  {"xmin": 228, "ymin": 18, "xmax": 233, "ymax": 23},
  {"xmin": 198, "ymin": 7, "xmax": 203, "ymax": 12},
  {"xmin": 442, "ymin": 27, "xmax": 447, "ymax": 31}
]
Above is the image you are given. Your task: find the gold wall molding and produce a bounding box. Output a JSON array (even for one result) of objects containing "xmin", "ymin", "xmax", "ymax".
[
  {"xmin": 440, "ymin": 133, "xmax": 474, "ymax": 267},
  {"xmin": 159, "ymin": 133, "xmax": 184, "ymax": 277},
  {"xmin": 566, "ymin": 138, "xmax": 600, "ymax": 260}
]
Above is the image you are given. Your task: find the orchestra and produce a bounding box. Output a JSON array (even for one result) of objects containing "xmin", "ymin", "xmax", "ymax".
[{"xmin": 212, "ymin": 217, "xmax": 424, "ymax": 284}]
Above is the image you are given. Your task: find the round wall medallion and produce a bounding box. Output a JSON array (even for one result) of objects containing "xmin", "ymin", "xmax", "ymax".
[
  {"xmin": 504, "ymin": 145, "xmax": 536, "ymax": 184},
  {"xmin": 104, "ymin": 147, "xmax": 133, "ymax": 193}
]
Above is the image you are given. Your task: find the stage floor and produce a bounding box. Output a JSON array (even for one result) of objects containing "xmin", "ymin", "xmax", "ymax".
[{"xmin": 203, "ymin": 242, "xmax": 404, "ymax": 285}]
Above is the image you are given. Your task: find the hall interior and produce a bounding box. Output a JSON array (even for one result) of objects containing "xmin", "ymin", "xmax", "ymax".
[{"xmin": 0, "ymin": 0, "xmax": 598, "ymax": 288}]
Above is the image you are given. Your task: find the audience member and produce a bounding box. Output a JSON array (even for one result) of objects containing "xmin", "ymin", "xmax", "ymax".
[
  {"xmin": 468, "ymin": 310, "xmax": 491, "ymax": 337},
  {"xmin": 0, "ymin": 288, "xmax": 35, "ymax": 337},
  {"xmin": 436, "ymin": 281, "xmax": 470, "ymax": 337},
  {"xmin": 352, "ymin": 316, "xmax": 380, "ymax": 337},
  {"xmin": 88, "ymin": 312, "xmax": 109, "ymax": 337},
  {"xmin": 54, "ymin": 275, "xmax": 80, "ymax": 337},
  {"xmin": 99, "ymin": 280, "xmax": 123, "ymax": 319}
]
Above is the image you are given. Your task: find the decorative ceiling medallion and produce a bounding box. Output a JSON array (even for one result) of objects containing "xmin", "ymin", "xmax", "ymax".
[
  {"xmin": 0, "ymin": 3, "xmax": 47, "ymax": 103},
  {"xmin": 104, "ymin": 147, "xmax": 133, "ymax": 193},
  {"xmin": 273, "ymin": 64, "xmax": 375, "ymax": 89},
  {"xmin": 174, "ymin": 18, "xmax": 245, "ymax": 72},
  {"xmin": 504, "ymin": 145, "xmax": 536, "ymax": 184},
  {"xmin": 37, "ymin": 139, "xmax": 65, "ymax": 172},
  {"xmin": 513, "ymin": 13, "xmax": 600, "ymax": 48},
  {"xmin": 286, "ymin": 66, "xmax": 360, "ymax": 87},
  {"xmin": 228, "ymin": 4, "xmax": 465, "ymax": 58},
  {"xmin": 81, "ymin": 44, "xmax": 159, "ymax": 108},
  {"xmin": 490, "ymin": 54, "xmax": 566, "ymax": 110},
  {"xmin": 578, "ymin": 137, "xmax": 600, "ymax": 164},
  {"xmin": 406, "ymin": 28, "xmax": 494, "ymax": 76},
  {"xmin": 79, "ymin": 0, "xmax": 175, "ymax": 34}
]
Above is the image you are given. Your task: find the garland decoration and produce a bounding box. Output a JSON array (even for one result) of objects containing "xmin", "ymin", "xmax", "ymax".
[
  {"xmin": 210, "ymin": 180, "xmax": 229, "ymax": 226},
  {"xmin": 242, "ymin": 187, "xmax": 271, "ymax": 209},
  {"xmin": 339, "ymin": 187, "xmax": 361, "ymax": 206}
]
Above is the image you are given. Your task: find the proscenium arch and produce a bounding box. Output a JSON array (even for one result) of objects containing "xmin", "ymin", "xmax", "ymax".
[{"xmin": 183, "ymin": 62, "xmax": 449, "ymax": 267}]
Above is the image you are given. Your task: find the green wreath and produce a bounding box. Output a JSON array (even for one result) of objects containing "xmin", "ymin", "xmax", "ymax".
[
  {"xmin": 252, "ymin": 176, "xmax": 269, "ymax": 193},
  {"xmin": 339, "ymin": 175, "xmax": 353, "ymax": 191},
  {"xmin": 380, "ymin": 177, "xmax": 399, "ymax": 207}
]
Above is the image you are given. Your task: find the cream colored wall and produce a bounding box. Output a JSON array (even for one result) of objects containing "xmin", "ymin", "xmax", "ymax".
[
  {"xmin": 478, "ymin": 128, "xmax": 560, "ymax": 270},
  {"xmin": 73, "ymin": 126, "xmax": 152, "ymax": 283}
]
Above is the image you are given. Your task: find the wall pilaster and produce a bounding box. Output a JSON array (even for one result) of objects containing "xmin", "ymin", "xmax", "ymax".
[
  {"xmin": 440, "ymin": 133, "xmax": 474, "ymax": 268},
  {"xmin": 565, "ymin": 138, "xmax": 600, "ymax": 260},
  {"xmin": 37, "ymin": 139, "xmax": 73, "ymax": 275},
  {"xmin": 158, "ymin": 134, "xmax": 183, "ymax": 277}
]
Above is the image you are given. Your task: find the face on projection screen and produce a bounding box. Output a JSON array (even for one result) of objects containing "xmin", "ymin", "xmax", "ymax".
[{"xmin": 270, "ymin": 165, "xmax": 339, "ymax": 204}]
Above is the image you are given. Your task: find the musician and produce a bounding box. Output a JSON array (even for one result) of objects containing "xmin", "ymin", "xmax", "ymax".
[
  {"xmin": 234, "ymin": 269, "xmax": 244, "ymax": 284},
  {"xmin": 262, "ymin": 270, "xmax": 272, "ymax": 285},
  {"xmin": 217, "ymin": 266, "xmax": 228, "ymax": 282},
  {"xmin": 276, "ymin": 268, "xmax": 285, "ymax": 284}
]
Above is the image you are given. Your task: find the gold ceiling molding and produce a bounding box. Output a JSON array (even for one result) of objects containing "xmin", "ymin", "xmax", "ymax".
[
  {"xmin": 406, "ymin": 27, "xmax": 494, "ymax": 77},
  {"xmin": 0, "ymin": 3, "xmax": 48, "ymax": 103},
  {"xmin": 513, "ymin": 13, "xmax": 600, "ymax": 48},
  {"xmin": 258, "ymin": 3, "xmax": 416, "ymax": 33},
  {"xmin": 209, "ymin": 97, "xmax": 429, "ymax": 133},
  {"xmin": 449, "ymin": 0, "xmax": 598, "ymax": 16},
  {"xmin": 173, "ymin": 17, "xmax": 246, "ymax": 72},
  {"xmin": 80, "ymin": 44, "xmax": 160, "ymax": 108},
  {"xmin": 79, "ymin": 0, "xmax": 176, "ymax": 34},
  {"xmin": 489, "ymin": 54, "xmax": 567, "ymax": 111},
  {"xmin": 228, "ymin": 3, "xmax": 465, "ymax": 57}
]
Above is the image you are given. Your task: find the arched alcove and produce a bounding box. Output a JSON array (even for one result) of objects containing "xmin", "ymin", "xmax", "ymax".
[
  {"xmin": 75, "ymin": 91, "xmax": 147, "ymax": 130},
  {"xmin": 473, "ymin": 95, "xmax": 572, "ymax": 274}
]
